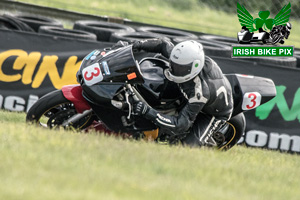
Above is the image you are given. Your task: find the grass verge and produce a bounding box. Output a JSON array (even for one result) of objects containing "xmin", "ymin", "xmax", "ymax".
[{"xmin": 0, "ymin": 110, "xmax": 299, "ymax": 200}]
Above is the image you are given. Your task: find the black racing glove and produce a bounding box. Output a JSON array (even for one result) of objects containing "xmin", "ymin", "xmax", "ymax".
[
  {"xmin": 133, "ymin": 101, "xmax": 149, "ymax": 116},
  {"xmin": 131, "ymin": 38, "xmax": 174, "ymax": 58},
  {"xmin": 132, "ymin": 40, "xmax": 143, "ymax": 51},
  {"xmin": 111, "ymin": 40, "xmax": 130, "ymax": 49}
]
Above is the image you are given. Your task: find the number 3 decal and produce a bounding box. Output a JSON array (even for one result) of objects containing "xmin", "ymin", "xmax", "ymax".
[
  {"xmin": 84, "ymin": 67, "xmax": 100, "ymax": 81},
  {"xmin": 242, "ymin": 92, "xmax": 262, "ymax": 110},
  {"xmin": 82, "ymin": 63, "xmax": 103, "ymax": 86}
]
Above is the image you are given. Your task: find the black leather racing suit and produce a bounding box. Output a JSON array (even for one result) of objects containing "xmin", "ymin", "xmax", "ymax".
[
  {"xmin": 270, "ymin": 25, "xmax": 291, "ymax": 44},
  {"xmin": 134, "ymin": 39, "xmax": 234, "ymax": 146}
]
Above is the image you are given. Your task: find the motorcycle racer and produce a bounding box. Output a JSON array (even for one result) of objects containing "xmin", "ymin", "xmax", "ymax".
[
  {"xmin": 132, "ymin": 39, "xmax": 234, "ymax": 147},
  {"xmin": 269, "ymin": 22, "xmax": 292, "ymax": 44}
]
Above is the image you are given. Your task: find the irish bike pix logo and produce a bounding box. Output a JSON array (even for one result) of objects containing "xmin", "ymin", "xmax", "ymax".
[{"xmin": 232, "ymin": 2, "xmax": 294, "ymax": 58}]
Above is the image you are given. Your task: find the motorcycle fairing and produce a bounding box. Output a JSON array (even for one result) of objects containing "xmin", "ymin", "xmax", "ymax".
[
  {"xmin": 82, "ymin": 83, "xmax": 123, "ymax": 105},
  {"xmin": 76, "ymin": 47, "xmax": 185, "ymax": 133},
  {"xmin": 61, "ymin": 85, "xmax": 91, "ymax": 113},
  {"xmin": 225, "ymin": 74, "xmax": 276, "ymax": 116},
  {"xmin": 61, "ymin": 83, "xmax": 158, "ymax": 133},
  {"xmin": 91, "ymin": 102, "xmax": 157, "ymax": 133},
  {"xmin": 77, "ymin": 45, "xmax": 144, "ymax": 85}
]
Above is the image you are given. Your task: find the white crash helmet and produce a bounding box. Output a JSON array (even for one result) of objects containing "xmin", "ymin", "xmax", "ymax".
[
  {"xmin": 164, "ymin": 40, "xmax": 205, "ymax": 83},
  {"xmin": 286, "ymin": 22, "xmax": 292, "ymax": 30}
]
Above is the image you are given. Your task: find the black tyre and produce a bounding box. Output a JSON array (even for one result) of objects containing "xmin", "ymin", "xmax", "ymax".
[
  {"xmin": 0, "ymin": 14, "xmax": 34, "ymax": 32},
  {"xmin": 218, "ymin": 113, "xmax": 246, "ymax": 150},
  {"xmin": 137, "ymin": 26, "xmax": 198, "ymax": 43},
  {"xmin": 73, "ymin": 20, "xmax": 135, "ymax": 42},
  {"xmin": 38, "ymin": 26, "xmax": 97, "ymax": 41},
  {"xmin": 232, "ymin": 52, "xmax": 297, "ymax": 68},
  {"xmin": 26, "ymin": 90, "xmax": 94, "ymax": 130},
  {"xmin": 294, "ymin": 49, "xmax": 300, "ymax": 68},
  {"xmin": 109, "ymin": 31, "xmax": 170, "ymax": 43},
  {"xmin": 173, "ymin": 37, "xmax": 232, "ymax": 57},
  {"xmin": 13, "ymin": 14, "xmax": 63, "ymax": 32},
  {"xmin": 199, "ymin": 34, "xmax": 238, "ymax": 46}
]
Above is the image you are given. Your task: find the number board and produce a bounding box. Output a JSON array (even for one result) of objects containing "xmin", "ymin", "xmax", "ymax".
[
  {"xmin": 82, "ymin": 63, "xmax": 103, "ymax": 86},
  {"xmin": 242, "ymin": 92, "xmax": 262, "ymax": 110}
]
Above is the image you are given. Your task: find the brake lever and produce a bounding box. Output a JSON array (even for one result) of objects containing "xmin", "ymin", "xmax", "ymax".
[
  {"xmin": 125, "ymin": 91, "xmax": 132, "ymax": 119},
  {"xmin": 124, "ymin": 83, "xmax": 151, "ymax": 119}
]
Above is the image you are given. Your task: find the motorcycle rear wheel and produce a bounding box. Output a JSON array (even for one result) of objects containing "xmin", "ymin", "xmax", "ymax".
[
  {"xmin": 218, "ymin": 113, "xmax": 245, "ymax": 150},
  {"xmin": 26, "ymin": 90, "xmax": 94, "ymax": 130}
]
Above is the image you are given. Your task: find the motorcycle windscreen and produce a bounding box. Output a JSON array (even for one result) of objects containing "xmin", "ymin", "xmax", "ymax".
[{"xmin": 79, "ymin": 45, "xmax": 144, "ymax": 86}]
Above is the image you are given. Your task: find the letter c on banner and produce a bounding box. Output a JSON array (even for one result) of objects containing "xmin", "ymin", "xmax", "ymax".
[
  {"xmin": 0, "ymin": 50, "xmax": 26, "ymax": 82},
  {"xmin": 0, "ymin": 50, "xmax": 41, "ymax": 84},
  {"xmin": 246, "ymin": 130, "xmax": 268, "ymax": 147}
]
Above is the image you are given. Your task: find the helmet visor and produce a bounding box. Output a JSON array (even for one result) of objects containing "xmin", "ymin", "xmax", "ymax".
[{"xmin": 169, "ymin": 60, "xmax": 192, "ymax": 77}]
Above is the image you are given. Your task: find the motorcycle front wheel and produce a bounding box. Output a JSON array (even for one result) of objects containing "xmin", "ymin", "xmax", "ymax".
[{"xmin": 26, "ymin": 90, "xmax": 94, "ymax": 130}]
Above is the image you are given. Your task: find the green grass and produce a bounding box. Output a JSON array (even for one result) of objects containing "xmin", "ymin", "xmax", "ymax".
[
  {"xmin": 0, "ymin": 110, "xmax": 300, "ymax": 200},
  {"xmin": 17, "ymin": 0, "xmax": 300, "ymax": 47},
  {"xmin": 2, "ymin": 2, "xmax": 300, "ymax": 198}
]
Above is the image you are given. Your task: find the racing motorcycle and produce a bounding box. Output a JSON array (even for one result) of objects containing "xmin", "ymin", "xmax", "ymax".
[
  {"xmin": 26, "ymin": 45, "xmax": 276, "ymax": 150},
  {"xmin": 269, "ymin": 23, "xmax": 292, "ymax": 45}
]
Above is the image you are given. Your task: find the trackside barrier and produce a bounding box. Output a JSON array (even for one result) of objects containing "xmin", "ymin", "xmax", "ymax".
[{"xmin": 1, "ymin": 1, "xmax": 300, "ymax": 153}]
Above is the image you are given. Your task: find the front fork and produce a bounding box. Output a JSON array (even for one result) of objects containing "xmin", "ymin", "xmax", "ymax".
[
  {"xmin": 111, "ymin": 84, "xmax": 160, "ymax": 140},
  {"xmin": 111, "ymin": 83, "xmax": 150, "ymax": 120}
]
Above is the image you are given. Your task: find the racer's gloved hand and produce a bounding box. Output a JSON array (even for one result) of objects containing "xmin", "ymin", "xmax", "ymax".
[
  {"xmin": 111, "ymin": 40, "xmax": 129, "ymax": 49},
  {"xmin": 133, "ymin": 101, "xmax": 149, "ymax": 116},
  {"xmin": 132, "ymin": 40, "xmax": 142, "ymax": 51}
]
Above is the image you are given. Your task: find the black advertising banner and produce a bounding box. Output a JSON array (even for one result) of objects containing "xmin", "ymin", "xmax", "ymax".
[
  {"xmin": 213, "ymin": 56, "xmax": 300, "ymax": 153},
  {"xmin": 0, "ymin": 29, "xmax": 112, "ymax": 112},
  {"xmin": 1, "ymin": 29, "xmax": 300, "ymax": 153}
]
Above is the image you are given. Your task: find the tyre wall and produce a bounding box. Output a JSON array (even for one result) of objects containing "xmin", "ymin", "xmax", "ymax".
[{"xmin": 0, "ymin": 10, "xmax": 300, "ymax": 153}]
